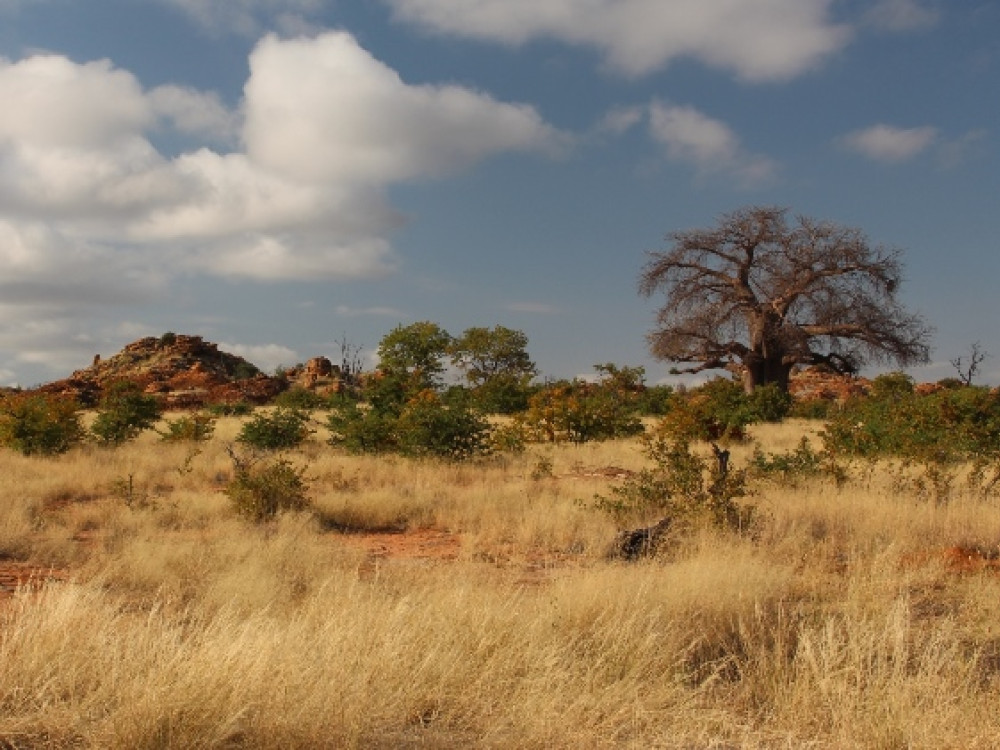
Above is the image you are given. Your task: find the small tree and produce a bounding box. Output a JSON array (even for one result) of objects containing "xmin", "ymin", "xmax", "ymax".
[
  {"xmin": 91, "ymin": 381, "xmax": 162, "ymax": 446},
  {"xmin": 639, "ymin": 206, "xmax": 932, "ymax": 393},
  {"xmin": 0, "ymin": 392, "xmax": 84, "ymax": 455},
  {"xmin": 451, "ymin": 325, "xmax": 537, "ymax": 413},
  {"xmin": 376, "ymin": 321, "xmax": 453, "ymax": 393}
]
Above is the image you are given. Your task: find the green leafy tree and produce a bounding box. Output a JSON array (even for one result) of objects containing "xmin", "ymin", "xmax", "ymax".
[
  {"xmin": 451, "ymin": 325, "xmax": 537, "ymax": 413},
  {"xmin": 91, "ymin": 381, "xmax": 162, "ymax": 446},
  {"xmin": 376, "ymin": 321, "xmax": 453, "ymax": 393},
  {"xmin": 0, "ymin": 392, "xmax": 84, "ymax": 455}
]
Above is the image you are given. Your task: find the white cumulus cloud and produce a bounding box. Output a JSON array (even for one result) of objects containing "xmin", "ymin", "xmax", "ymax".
[
  {"xmin": 648, "ymin": 102, "xmax": 777, "ymax": 187},
  {"xmin": 159, "ymin": 0, "xmax": 324, "ymax": 35},
  {"xmin": 0, "ymin": 32, "xmax": 567, "ymax": 377},
  {"xmin": 385, "ymin": 0, "xmax": 851, "ymax": 81},
  {"xmin": 218, "ymin": 342, "xmax": 300, "ymax": 373},
  {"xmin": 244, "ymin": 32, "xmax": 567, "ymax": 186},
  {"xmin": 839, "ymin": 123, "xmax": 938, "ymax": 162}
]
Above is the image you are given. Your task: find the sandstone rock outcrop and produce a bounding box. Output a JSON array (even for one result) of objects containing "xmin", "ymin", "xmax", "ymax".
[{"xmin": 35, "ymin": 334, "xmax": 284, "ymax": 409}]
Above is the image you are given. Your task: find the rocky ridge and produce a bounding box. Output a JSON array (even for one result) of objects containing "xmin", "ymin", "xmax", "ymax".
[{"xmin": 33, "ymin": 334, "xmax": 341, "ymax": 409}]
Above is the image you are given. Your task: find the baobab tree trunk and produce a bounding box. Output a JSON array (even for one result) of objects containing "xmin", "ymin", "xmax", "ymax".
[{"xmin": 741, "ymin": 355, "xmax": 793, "ymax": 394}]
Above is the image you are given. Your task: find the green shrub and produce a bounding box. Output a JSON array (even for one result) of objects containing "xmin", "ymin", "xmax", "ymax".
[
  {"xmin": 489, "ymin": 420, "xmax": 529, "ymax": 454},
  {"xmin": 395, "ymin": 390, "xmax": 491, "ymax": 459},
  {"xmin": 788, "ymin": 397, "xmax": 836, "ymax": 420},
  {"xmin": 91, "ymin": 381, "xmax": 162, "ymax": 446},
  {"xmin": 822, "ymin": 384, "xmax": 1000, "ymax": 501},
  {"xmin": 654, "ymin": 378, "xmax": 756, "ymax": 442},
  {"xmin": 157, "ymin": 412, "xmax": 216, "ymax": 442},
  {"xmin": 208, "ymin": 400, "xmax": 253, "ymax": 417},
  {"xmin": 746, "ymin": 382, "xmax": 792, "ymax": 422},
  {"xmin": 635, "ymin": 384, "xmax": 675, "ymax": 416},
  {"xmin": 749, "ymin": 436, "xmax": 845, "ymax": 486},
  {"xmin": 225, "ymin": 454, "xmax": 310, "ymax": 521},
  {"xmin": 592, "ymin": 434, "xmax": 751, "ymax": 532},
  {"xmin": 274, "ymin": 386, "xmax": 327, "ymax": 411},
  {"xmin": 327, "ymin": 390, "xmax": 491, "ymax": 460},
  {"xmin": 0, "ymin": 392, "xmax": 84, "ymax": 455},
  {"xmin": 519, "ymin": 379, "xmax": 644, "ymax": 444},
  {"xmin": 326, "ymin": 401, "xmax": 398, "ymax": 454},
  {"xmin": 237, "ymin": 408, "xmax": 312, "ymax": 450}
]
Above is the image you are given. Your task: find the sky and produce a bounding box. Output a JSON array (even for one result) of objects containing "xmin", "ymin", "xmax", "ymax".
[{"xmin": 0, "ymin": 0, "xmax": 997, "ymax": 388}]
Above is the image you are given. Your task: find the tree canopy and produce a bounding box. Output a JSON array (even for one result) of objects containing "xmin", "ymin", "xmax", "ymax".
[{"xmin": 639, "ymin": 206, "xmax": 932, "ymax": 392}]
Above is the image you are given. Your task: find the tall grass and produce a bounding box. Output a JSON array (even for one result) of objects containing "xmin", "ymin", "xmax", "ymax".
[{"xmin": 0, "ymin": 416, "xmax": 998, "ymax": 747}]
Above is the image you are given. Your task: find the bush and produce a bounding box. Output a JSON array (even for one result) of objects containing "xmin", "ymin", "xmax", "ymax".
[
  {"xmin": 274, "ymin": 386, "xmax": 328, "ymax": 411},
  {"xmin": 519, "ymin": 380, "xmax": 644, "ymax": 444},
  {"xmin": 327, "ymin": 390, "xmax": 491, "ymax": 460},
  {"xmin": 326, "ymin": 401, "xmax": 398, "ymax": 454},
  {"xmin": 592, "ymin": 433, "xmax": 751, "ymax": 533},
  {"xmin": 0, "ymin": 392, "xmax": 84, "ymax": 455},
  {"xmin": 654, "ymin": 378, "xmax": 755, "ymax": 442},
  {"xmin": 788, "ymin": 397, "xmax": 836, "ymax": 420},
  {"xmin": 395, "ymin": 390, "xmax": 491, "ymax": 459},
  {"xmin": 225, "ymin": 453, "xmax": 310, "ymax": 521},
  {"xmin": 236, "ymin": 408, "xmax": 312, "ymax": 450},
  {"xmin": 232, "ymin": 361, "xmax": 260, "ymax": 381},
  {"xmin": 91, "ymin": 381, "xmax": 162, "ymax": 446},
  {"xmin": 746, "ymin": 382, "xmax": 792, "ymax": 422},
  {"xmin": 635, "ymin": 384, "xmax": 675, "ymax": 416},
  {"xmin": 157, "ymin": 412, "xmax": 216, "ymax": 442},
  {"xmin": 749, "ymin": 436, "xmax": 845, "ymax": 486},
  {"xmin": 208, "ymin": 401, "xmax": 253, "ymax": 417},
  {"xmin": 822, "ymin": 383, "xmax": 1000, "ymax": 501}
]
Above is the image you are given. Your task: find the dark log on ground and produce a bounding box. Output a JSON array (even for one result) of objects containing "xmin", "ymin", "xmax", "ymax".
[{"xmin": 612, "ymin": 517, "xmax": 673, "ymax": 561}]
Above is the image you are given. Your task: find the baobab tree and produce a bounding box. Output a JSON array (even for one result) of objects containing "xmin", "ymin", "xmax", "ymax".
[{"xmin": 639, "ymin": 206, "xmax": 932, "ymax": 393}]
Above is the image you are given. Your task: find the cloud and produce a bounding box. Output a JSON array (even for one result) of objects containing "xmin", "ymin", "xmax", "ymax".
[
  {"xmin": 218, "ymin": 342, "xmax": 300, "ymax": 373},
  {"xmin": 596, "ymin": 105, "xmax": 645, "ymax": 136},
  {"xmin": 149, "ymin": 85, "xmax": 241, "ymax": 143},
  {"xmin": 863, "ymin": 0, "xmax": 940, "ymax": 32},
  {"xmin": 0, "ymin": 33, "xmax": 567, "ymax": 376},
  {"xmin": 0, "ymin": 55, "xmax": 150, "ymax": 148},
  {"xmin": 938, "ymin": 129, "xmax": 988, "ymax": 169},
  {"xmin": 159, "ymin": 0, "xmax": 323, "ymax": 35},
  {"xmin": 243, "ymin": 32, "xmax": 567, "ymax": 185},
  {"xmin": 385, "ymin": 0, "xmax": 851, "ymax": 81},
  {"xmin": 838, "ymin": 123, "xmax": 938, "ymax": 162},
  {"xmin": 647, "ymin": 102, "xmax": 777, "ymax": 187}
]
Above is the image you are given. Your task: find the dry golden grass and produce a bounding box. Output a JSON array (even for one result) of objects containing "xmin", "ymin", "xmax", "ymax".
[{"xmin": 0, "ymin": 415, "xmax": 999, "ymax": 747}]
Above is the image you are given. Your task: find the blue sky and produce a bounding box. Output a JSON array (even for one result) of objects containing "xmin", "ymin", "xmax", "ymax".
[{"xmin": 0, "ymin": 0, "xmax": 997, "ymax": 387}]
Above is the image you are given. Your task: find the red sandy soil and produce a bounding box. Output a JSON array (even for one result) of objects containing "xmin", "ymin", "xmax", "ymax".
[
  {"xmin": 4, "ymin": 531, "xmax": 997, "ymax": 606},
  {"xmin": 0, "ymin": 562, "xmax": 69, "ymax": 600}
]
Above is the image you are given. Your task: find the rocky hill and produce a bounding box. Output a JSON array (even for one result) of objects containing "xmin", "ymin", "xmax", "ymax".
[{"xmin": 35, "ymin": 334, "xmax": 286, "ymax": 409}]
